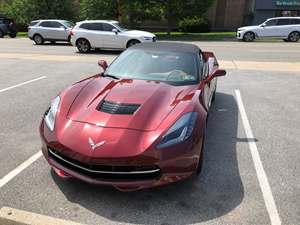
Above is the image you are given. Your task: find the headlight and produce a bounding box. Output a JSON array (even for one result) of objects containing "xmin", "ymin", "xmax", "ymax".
[
  {"xmin": 143, "ymin": 37, "xmax": 152, "ymax": 41},
  {"xmin": 44, "ymin": 96, "xmax": 60, "ymax": 131},
  {"xmin": 157, "ymin": 112, "xmax": 198, "ymax": 149}
]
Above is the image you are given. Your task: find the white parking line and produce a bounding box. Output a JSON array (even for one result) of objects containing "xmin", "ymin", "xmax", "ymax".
[
  {"xmin": 235, "ymin": 89, "xmax": 281, "ymax": 225},
  {"xmin": 0, "ymin": 76, "xmax": 46, "ymax": 93},
  {"xmin": 0, "ymin": 151, "xmax": 42, "ymax": 188}
]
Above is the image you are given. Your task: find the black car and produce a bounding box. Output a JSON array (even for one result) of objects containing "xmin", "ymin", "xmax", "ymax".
[{"xmin": 0, "ymin": 15, "xmax": 17, "ymax": 38}]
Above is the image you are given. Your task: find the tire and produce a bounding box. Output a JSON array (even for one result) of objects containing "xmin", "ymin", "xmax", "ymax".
[
  {"xmin": 243, "ymin": 32, "xmax": 255, "ymax": 42},
  {"xmin": 288, "ymin": 31, "xmax": 300, "ymax": 42},
  {"xmin": 0, "ymin": 30, "xmax": 3, "ymax": 38},
  {"xmin": 76, "ymin": 38, "xmax": 91, "ymax": 53},
  {"xmin": 9, "ymin": 32, "xmax": 17, "ymax": 38},
  {"xmin": 50, "ymin": 41, "xmax": 56, "ymax": 44},
  {"xmin": 196, "ymin": 129, "xmax": 206, "ymax": 175},
  {"xmin": 126, "ymin": 39, "xmax": 140, "ymax": 48},
  {"xmin": 33, "ymin": 34, "xmax": 44, "ymax": 45}
]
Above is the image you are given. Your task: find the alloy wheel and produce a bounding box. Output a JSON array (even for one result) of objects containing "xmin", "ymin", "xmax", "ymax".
[{"xmin": 289, "ymin": 32, "xmax": 300, "ymax": 42}]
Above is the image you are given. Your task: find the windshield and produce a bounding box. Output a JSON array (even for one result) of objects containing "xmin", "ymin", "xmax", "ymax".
[
  {"xmin": 112, "ymin": 22, "xmax": 128, "ymax": 32},
  {"xmin": 104, "ymin": 49, "xmax": 199, "ymax": 85},
  {"xmin": 61, "ymin": 20, "xmax": 74, "ymax": 28}
]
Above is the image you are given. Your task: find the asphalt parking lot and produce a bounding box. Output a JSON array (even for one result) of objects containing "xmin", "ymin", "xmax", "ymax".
[{"xmin": 0, "ymin": 38, "xmax": 300, "ymax": 225}]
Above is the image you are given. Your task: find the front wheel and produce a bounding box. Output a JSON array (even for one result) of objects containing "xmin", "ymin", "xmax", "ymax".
[
  {"xmin": 288, "ymin": 31, "xmax": 300, "ymax": 42},
  {"xmin": 76, "ymin": 38, "xmax": 91, "ymax": 53},
  {"xmin": 243, "ymin": 32, "xmax": 255, "ymax": 42},
  {"xmin": 127, "ymin": 39, "xmax": 140, "ymax": 48},
  {"xmin": 9, "ymin": 32, "xmax": 17, "ymax": 38},
  {"xmin": 33, "ymin": 34, "xmax": 44, "ymax": 45}
]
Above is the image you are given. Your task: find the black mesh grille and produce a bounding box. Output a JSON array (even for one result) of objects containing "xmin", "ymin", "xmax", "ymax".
[{"xmin": 98, "ymin": 101, "xmax": 140, "ymax": 115}]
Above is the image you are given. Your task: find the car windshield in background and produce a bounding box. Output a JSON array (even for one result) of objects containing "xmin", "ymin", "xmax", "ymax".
[
  {"xmin": 61, "ymin": 20, "xmax": 74, "ymax": 28},
  {"xmin": 112, "ymin": 22, "xmax": 128, "ymax": 32},
  {"xmin": 105, "ymin": 49, "xmax": 198, "ymax": 85}
]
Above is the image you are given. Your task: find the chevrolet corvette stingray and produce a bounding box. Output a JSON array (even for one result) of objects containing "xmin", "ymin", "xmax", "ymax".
[{"xmin": 40, "ymin": 42, "xmax": 226, "ymax": 191}]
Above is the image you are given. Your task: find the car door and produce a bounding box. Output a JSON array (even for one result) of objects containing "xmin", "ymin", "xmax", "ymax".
[
  {"xmin": 258, "ymin": 19, "xmax": 278, "ymax": 37},
  {"xmin": 274, "ymin": 19, "xmax": 292, "ymax": 37},
  {"xmin": 101, "ymin": 23, "xmax": 124, "ymax": 48},
  {"xmin": 38, "ymin": 21, "xmax": 66, "ymax": 40},
  {"xmin": 48, "ymin": 21, "xmax": 68, "ymax": 40}
]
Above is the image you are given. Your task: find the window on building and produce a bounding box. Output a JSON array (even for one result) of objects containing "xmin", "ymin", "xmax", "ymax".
[{"xmin": 275, "ymin": 10, "xmax": 300, "ymax": 17}]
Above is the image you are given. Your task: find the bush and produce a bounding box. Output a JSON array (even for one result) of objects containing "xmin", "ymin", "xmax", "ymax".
[{"xmin": 179, "ymin": 17, "xmax": 211, "ymax": 33}]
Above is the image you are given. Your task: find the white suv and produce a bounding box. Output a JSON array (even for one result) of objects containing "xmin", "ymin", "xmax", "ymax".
[
  {"xmin": 70, "ymin": 20, "xmax": 156, "ymax": 53},
  {"xmin": 237, "ymin": 17, "xmax": 300, "ymax": 42}
]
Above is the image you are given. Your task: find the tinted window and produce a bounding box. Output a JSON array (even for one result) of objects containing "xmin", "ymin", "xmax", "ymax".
[
  {"xmin": 39, "ymin": 21, "xmax": 52, "ymax": 27},
  {"xmin": 291, "ymin": 19, "xmax": 300, "ymax": 24},
  {"xmin": 51, "ymin": 21, "xmax": 63, "ymax": 28},
  {"xmin": 105, "ymin": 49, "xmax": 199, "ymax": 86},
  {"xmin": 265, "ymin": 19, "xmax": 277, "ymax": 26},
  {"xmin": 103, "ymin": 23, "xmax": 115, "ymax": 31},
  {"xmin": 277, "ymin": 19, "xmax": 291, "ymax": 26},
  {"xmin": 30, "ymin": 21, "xmax": 39, "ymax": 26},
  {"xmin": 79, "ymin": 23, "xmax": 103, "ymax": 31}
]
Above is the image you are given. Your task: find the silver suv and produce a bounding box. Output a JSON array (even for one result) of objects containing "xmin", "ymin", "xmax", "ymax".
[{"xmin": 28, "ymin": 20, "xmax": 74, "ymax": 45}]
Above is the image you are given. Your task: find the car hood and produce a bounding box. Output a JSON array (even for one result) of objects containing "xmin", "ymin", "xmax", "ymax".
[
  {"xmin": 239, "ymin": 25, "xmax": 260, "ymax": 30},
  {"xmin": 67, "ymin": 77, "xmax": 195, "ymax": 131},
  {"xmin": 123, "ymin": 30, "xmax": 155, "ymax": 38}
]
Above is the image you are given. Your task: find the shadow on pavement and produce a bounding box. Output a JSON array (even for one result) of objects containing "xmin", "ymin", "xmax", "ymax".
[
  {"xmin": 75, "ymin": 49, "xmax": 123, "ymax": 55},
  {"xmin": 52, "ymin": 92, "xmax": 243, "ymax": 225}
]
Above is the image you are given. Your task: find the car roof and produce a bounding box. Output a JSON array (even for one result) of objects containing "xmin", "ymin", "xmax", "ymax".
[
  {"xmin": 77, "ymin": 20, "xmax": 118, "ymax": 24},
  {"xmin": 131, "ymin": 42, "xmax": 201, "ymax": 54},
  {"xmin": 267, "ymin": 17, "xmax": 300, "ymax": 20},
  {"xmin": 33, "ymin": 19, "xmax": 69, "ymax": 23}
]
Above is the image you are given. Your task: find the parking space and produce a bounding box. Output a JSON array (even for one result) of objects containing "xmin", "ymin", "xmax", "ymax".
[{"xmin": 0, "ymin": 38, "xmax": 299, "ymax": 225}]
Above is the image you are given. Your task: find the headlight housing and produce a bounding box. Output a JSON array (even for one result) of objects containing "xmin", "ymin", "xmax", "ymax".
[
  {"xmin": 44, "ymin": 96, "xmax": 60, "ymax": 131},
  {"xmin": 143, "ymin": 36, "xmax": 152, "ymax": 41},
  {"xmin": 157, "ymin": 112, "xmax": 198, "ymax": 149}
]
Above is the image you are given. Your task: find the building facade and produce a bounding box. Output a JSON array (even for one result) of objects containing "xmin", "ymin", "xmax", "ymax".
[{"xmin": 207, "ymin": 0, "xmax": 300, "ymax": 30}]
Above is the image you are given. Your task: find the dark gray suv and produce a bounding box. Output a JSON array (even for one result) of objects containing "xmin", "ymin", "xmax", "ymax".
[{"xmin": 0, "ymin": 16, "xmax": 17, "ymax": 38}]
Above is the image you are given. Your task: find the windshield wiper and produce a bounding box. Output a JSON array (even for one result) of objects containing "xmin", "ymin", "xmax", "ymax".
[{"xmin": 101, "ymin": 74, "xmax": 120, "ymax": 80}]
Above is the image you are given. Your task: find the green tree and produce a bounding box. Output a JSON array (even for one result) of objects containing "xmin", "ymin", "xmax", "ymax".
[
  {"xmin": 151, "ymin": 0, "xmax": 215, "ymax": 34},
  {"xmin": 79, "ymin": 0, "xmax": 118, "ymax": 21},
  {"xmin": 3, "ymin": 0, "xmax": 77, "ymax": 26}
]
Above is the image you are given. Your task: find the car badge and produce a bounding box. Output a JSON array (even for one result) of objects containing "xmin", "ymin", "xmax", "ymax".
[{"xmin": 88, "ymin": 137, "xmax": 106, "ymax": 150}]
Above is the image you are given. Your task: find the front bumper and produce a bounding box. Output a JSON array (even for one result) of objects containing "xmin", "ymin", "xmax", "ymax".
[
  {"xmin": 40, "ymin": 121, "xmax": 202, "ymax": 191},
  {"xmin": 236, "ymin": 31, "xmax": 244, "ymax": 40}
]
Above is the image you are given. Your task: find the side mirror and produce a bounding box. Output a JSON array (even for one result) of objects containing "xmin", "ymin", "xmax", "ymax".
[
  {"xmin": 212, "ymin": 69, "xmax": 226, "ymax": 77},
  {"xmin": 60, "ymin": 26, "xmax": 66, "ymax": 30},
  {"xmin": 261, "ymin": 24, "xmax": 266, "ymax": 27},
  {"xmin": 112, "ymin": 28, "xmax": 118, "ymax": 34},
  {"xmin": 98, "ymin": 60, "xmax": 108, "ymax": 71}
]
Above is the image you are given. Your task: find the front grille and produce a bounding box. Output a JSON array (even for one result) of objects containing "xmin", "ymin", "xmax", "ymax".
[
  {"xmin": 98, "ymin": 100, "xmax": 140, "ymax": 115},
  {"xmin": 48, "ymin": 148, "xmax": 161, "ymax": 181}
]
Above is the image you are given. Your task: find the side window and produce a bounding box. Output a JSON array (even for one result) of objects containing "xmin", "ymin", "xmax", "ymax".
[
  {"xmin": 79, "ymin": 23, "xmax": 103, "ymax": 31},
  {"xmin": 103, "ymin": 23, "xmax": 114, "ymax": 32},
  {"xmin": 198, "ymin": 52, "xmax": 204, "ymax": 79},
  {"xmin": 265, "ymin": 19, "xmax": 277, "ymax": 26},
  {"xmin": 39, "ymin": 21, "xmax": 52, "ymax": 27},
  {"xmin": 277, "ymin": 19, "xmax": 291, "ymax": 26},
  {"xmin": 291, "ymin": 19, "xmax": 300, "ymax": 25},
  {"xmin": 51, "ymin": 22, "xmax": 63, "ymax": 28}
]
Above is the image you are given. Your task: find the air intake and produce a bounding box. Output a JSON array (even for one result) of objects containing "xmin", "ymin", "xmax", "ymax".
[{"xmin": 98, "ymin": 100, "xmax": 140, "ymax": 115}]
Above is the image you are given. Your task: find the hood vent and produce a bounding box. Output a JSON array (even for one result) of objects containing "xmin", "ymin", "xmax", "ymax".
[{"xmin": 98, "ymin": 100, "xmax": 140, "ymax": 115}]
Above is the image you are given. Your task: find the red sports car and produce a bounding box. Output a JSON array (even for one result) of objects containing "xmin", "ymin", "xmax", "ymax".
[{"xmin": 40, "ymin": 42, "xmax": 226, "ymax": 191}]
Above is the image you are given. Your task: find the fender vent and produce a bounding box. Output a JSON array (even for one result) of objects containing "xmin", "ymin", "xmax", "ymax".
[{"xmin": 98, "ymin": 100, "xmax": 140, "ymax": 115}]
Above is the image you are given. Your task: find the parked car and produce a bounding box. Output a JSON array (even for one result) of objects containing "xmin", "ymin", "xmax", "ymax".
[
  {"xmin": 70, "ymin": 20, "xmax": 157, "ymax": 53},
  {"xmin": 28, "ymin": 19, "xmax": 74, "ymax": 45},
  {"xmin": 0, "ymin": 16, "xmax": 17, "ymax": 38},
  {"xmin": 39, "ymin": 42, "xmax": 226, "ymax": 191},
  {"xmin": 237, "ymin": 17, "xmax": 300, "ymax": 42}
]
